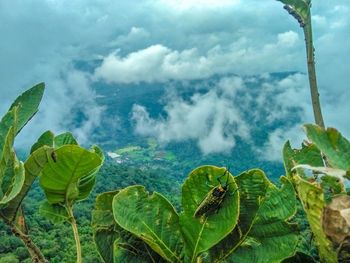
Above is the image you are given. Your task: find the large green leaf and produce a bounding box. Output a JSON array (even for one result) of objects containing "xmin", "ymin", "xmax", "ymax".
[
  {"xmin": 230, "ymin": 177, "xmax": 298, "ymax": 263},
  {"xmin": 180, "ymin": 166, "xmax": 239, "ymax": 262},
  {"xmin": 40, "ymin": 145, "xmax": 103, "ymax": 204},
  {"xmin": 292, "ymin": 175, "xmax": 338, "ymax": 263},
  {"xmin": 93, "ymin": 190, "xmax": 164, "ymax": 263},
  {"xmin": 1, "ymin": 146, "xmax": 54, "ymax": 222},
  {"xmin": 113, "ymin": 185, "xmax": 183, "ymax": 262},
  {"xmin": 9, "ymin": 82, "xmax": 45, "ymax": 134},
  {"xmin": 205, "ymin": 169, "xmax": 271, "ymax": 262},
  {"xmin": 304, "ymin": 124, "xmax": 350, "ymax": 170}
]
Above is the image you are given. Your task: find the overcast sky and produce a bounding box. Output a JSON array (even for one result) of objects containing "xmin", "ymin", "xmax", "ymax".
[{"xmin": 0, "ymin": 0, "xmax": 349, "ymax": 158}]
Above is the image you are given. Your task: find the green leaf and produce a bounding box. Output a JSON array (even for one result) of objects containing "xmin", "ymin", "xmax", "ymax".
[
  {"xmin": 180, "ymin": 166, "xmax": 239, "ymax": 262},
  {"xmin": 40, "ymin": 145, "xmax": 103, "ymax": 204},
  {"xmin": 39, "ymin": 201, "xmax": 69, "ymax": 224},
  {"xmin": 0, "ymin": 124, "xmax": 16, "ymax": 196},
  {"xmin": 283, "ymin": 141, "xmax": 323, "ymax": 178},
  {"xmin": 282, "ymin": 252, "xmax": 317, "ymax": 263},
  {"xmin": 206, "ymin": 169, "xmax": 271, "ymax": 262},
  {"xmin": 0, "ymin": 107, "xmax": 17, "ymax": 178},
  {"xmin": 2, "ymin": 146, "xmax": 54, "ymax": 222},
  {"xmin": 0, "ymin": 107, "xmax": 24, "ymax": 208},
  {"xmin": 0, "ymin": 152, "xmax": 25, "ymax": 205},
  {"xmin": 284, "ymin": 138, "xmax": 339, "ymax": 262},
  {"xmin": 95, "ymin": 191, "xmax": 149, "ymax": 263},
  {"xmin": 227, "ymin": 177, "xmax": 298, "ymax": 263},
  {"xmin": 94, "ymin": 229, "xmax": 119, "ymax": 263},
  {"xmin": 113, "ymin": 233, "xmax": 166, "ymax": 263},
  {"xmin": 93, "ymin": 190, "xmax": 166, "ymax": 263},
  {"xmin": 30, "ymin": 130, "xmax": 54, "ymax": 154},
  {"xmin": 54, "ymin": 132, "xmax": 78, "ymax": 148},
  {"xmin": 292, "ymin": 175, "xmax": 338, "ymax": 263},
  {"xmin": 93, "ymin": 190, "xmax": 120, "ymax": 263},
  {"xmin": 304, "ymin": 124, "xmax": 350, "ymax": 170},
  {"xmin": 78, "ymin": 146, "xmax": 104, "ymax": 201},
  {"xmin": 9, "ymin": 82, "xmax": 45, "ymax": 134},
  {"xmin": 113, "ymin": 185, "xmax": 183, "ymax": 262}
]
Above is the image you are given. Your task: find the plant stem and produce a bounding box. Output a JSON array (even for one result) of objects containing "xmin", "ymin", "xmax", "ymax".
[
  {"xmin": 0, "ymin": 212, "xmax": 48, "ymax": 263},
  {"xmin": 303, "ymin": 15, "xmax": 325, "ymax": 129},
  {"xmin": 10, "ymin": 223, "xmax": 48, "ymax": 263},
  {"xmin": 67, "ymin": 205, "xmax": 82, "ymax": 263}
]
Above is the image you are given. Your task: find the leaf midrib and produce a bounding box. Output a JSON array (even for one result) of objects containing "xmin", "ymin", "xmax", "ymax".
[
  {"xmin": 141, "ymin": 220, "xmax": 181, "ymax": 262},
  {"xmin": 191, "ymin": 217, "xmax": 207, "ymax": 263}
]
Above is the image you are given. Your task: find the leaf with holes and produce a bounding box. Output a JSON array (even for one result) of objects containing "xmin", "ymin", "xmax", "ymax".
[
  {"xmin": 292, "ymin": 174, "xmax": 338, "ymax": 263},
  {"xmin": 304, "ymin": 124, "xmax": 350, "ymax": 170}
]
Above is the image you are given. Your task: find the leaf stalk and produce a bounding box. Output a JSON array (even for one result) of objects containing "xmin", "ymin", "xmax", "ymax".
[{"xmin": 66, "ymin": 205, "xmax": 82, "ymax": 263}]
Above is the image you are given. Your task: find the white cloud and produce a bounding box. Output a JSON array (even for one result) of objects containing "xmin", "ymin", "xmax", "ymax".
[
  {"xmin": 1, "ymin": 0, "xmax": 350, "ymax": 156},
  {"xmin": 159, "ymin": 0, "xmax": 240, "ymax": 11},
  {"xmin": 132, "ymin": 76, "xmax": 250, "ymax": 154},
  {"xmin": 109, "ymin": 27, "xmax": 151, "ymax": 49},
  {"xmin": 132, "ymin": 73, "xmax": 316, "ymax": 158},
  {"xmin": 94, "ymin": 32, "xmax": 303, "ymax": 84},
  {"xmin": 277, "ymin": 31, "xmax": 299, "ymax": 47}
]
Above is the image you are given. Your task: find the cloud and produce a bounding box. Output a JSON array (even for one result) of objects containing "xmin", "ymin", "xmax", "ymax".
[
  {"xmin": 132, "ymin": 74, "xmax": 312, "ymax": 156},
  {"xmin": 94, "ymin": 32, "xmax": 302, "ymax": 84},
  {"xmin": 0, "ymin": 1, "xmax": 109, "ymax": 149},
  {"xmin": 0, "ymin": 0, "xmax": 349, "ymax": 156},
  {"xmin": 277, "ymin": 31, "xmax": 299, "ymax": 47},
  {"xmin": 108, "ymin": 27, "xmax": 151, "ymax": 50},
  {"xmin": 159, "ymin": 0, "xmax": 240, "ymax": 11},
  {"xmin": 132, "ymin": 76, "xmax": 250, "ymax": 154}
]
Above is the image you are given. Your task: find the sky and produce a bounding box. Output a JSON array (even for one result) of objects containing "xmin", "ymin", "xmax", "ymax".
[{"xmin": 0, "ymin": 0, "xmax": 349, "ymax": 160}]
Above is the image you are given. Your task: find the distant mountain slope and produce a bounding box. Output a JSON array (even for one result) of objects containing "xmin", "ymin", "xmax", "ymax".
[{"xmin": 89, "ymin": 71, "xmax": 304, "ymax": 181}]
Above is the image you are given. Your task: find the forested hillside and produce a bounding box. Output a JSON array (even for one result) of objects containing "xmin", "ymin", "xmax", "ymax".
[{"xmin": 0, "ymin": 162, "xmax": 181, "ymax": 262}]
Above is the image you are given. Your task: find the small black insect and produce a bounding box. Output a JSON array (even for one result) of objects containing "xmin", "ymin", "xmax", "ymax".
[
  {"xmin": 194, "ymin": 169, "xmax": 236, "ymax": 219},
  {"xmin": 51, "ymin": 151, "xmax": 57, "ymax": 162}
]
